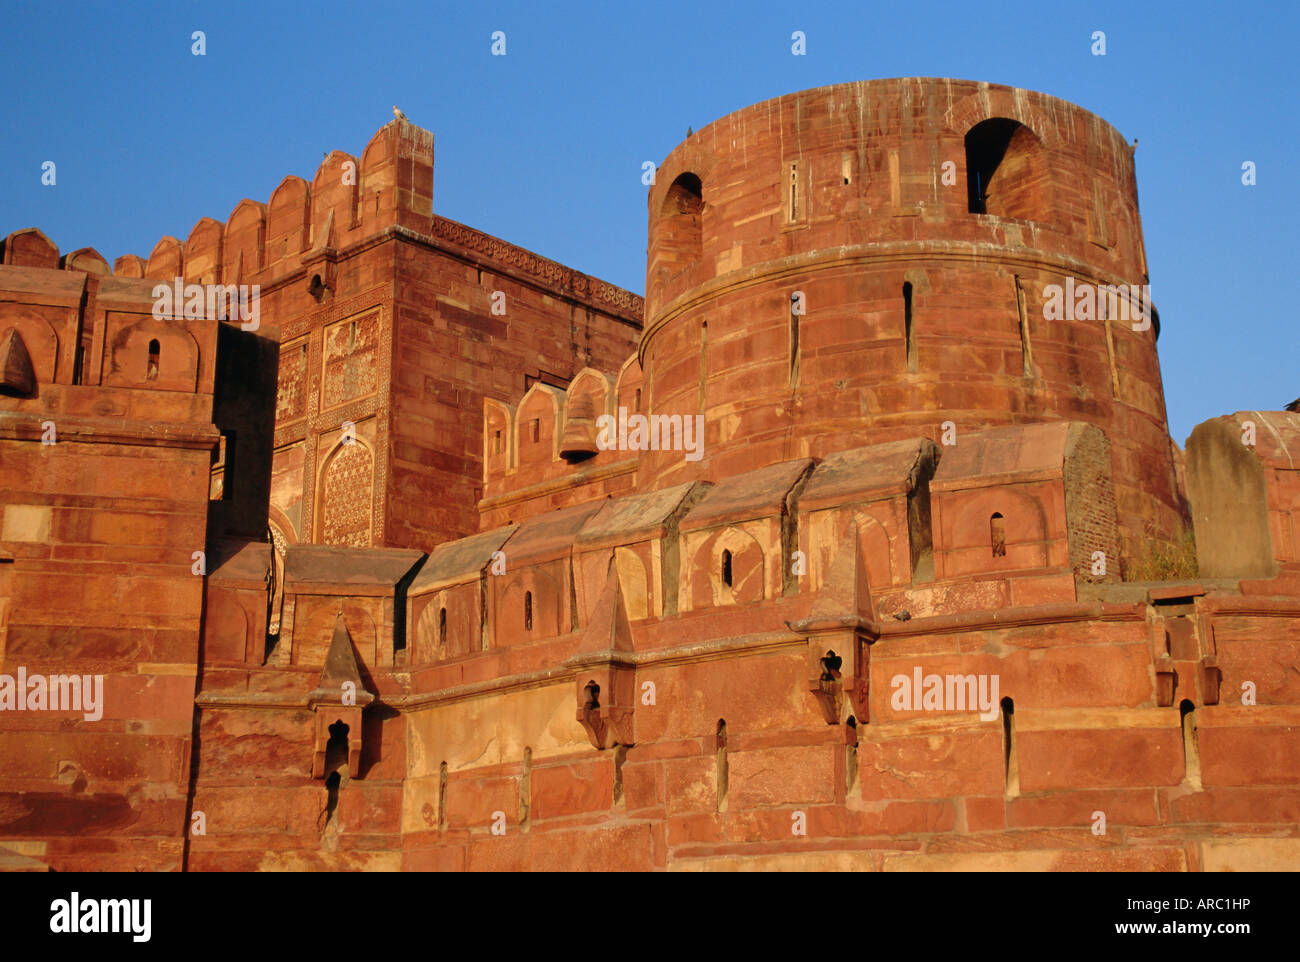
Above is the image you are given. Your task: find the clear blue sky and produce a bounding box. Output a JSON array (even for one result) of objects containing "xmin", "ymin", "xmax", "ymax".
[{"xmin": 2, "ymin": 0, "xmax": 1295, "ymax": 445}]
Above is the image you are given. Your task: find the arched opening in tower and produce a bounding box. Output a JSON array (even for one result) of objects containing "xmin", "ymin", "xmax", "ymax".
[
  {"xmin": 651, "ymin": 173, "xmax": 704, "ymax": 278},
  {"xmin": 965, "ymin": 118, "xmax": 1047, "ymax": 221}
]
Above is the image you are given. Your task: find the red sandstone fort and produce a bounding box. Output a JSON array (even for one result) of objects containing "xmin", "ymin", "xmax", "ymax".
[{"xmin": 1, "ymin": 78, "xmax": 1297, "ymax": 872}]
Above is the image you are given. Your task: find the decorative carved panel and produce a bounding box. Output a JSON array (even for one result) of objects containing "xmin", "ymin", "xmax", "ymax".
[
  {"xmin": 321, "ymin": 309, "xmax": 379, "ymax": 410},
  {"xmin": 319, "ymin": 441, "xmax": 374, "ymax": 547},
  {"xmin": 276, "ymin": 337, "xmax": 309, "ymax": 424}
]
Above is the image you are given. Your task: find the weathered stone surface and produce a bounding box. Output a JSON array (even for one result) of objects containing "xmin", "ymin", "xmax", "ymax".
[{"xmin": 2, "ymin": 81, "xmax": 1298, "ymax": 873}]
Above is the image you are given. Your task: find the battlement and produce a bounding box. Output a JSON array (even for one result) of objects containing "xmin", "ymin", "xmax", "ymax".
[
  {"xmin": 0, "ymin": 259, "xmax": 220, "ymax": 419},
  {"xmin": 4, "ymin": 81, "xmax": 1300, "ymax": 873},
  {"xmin": 111, "ymin": 120, "xmax": 434, "ymax": 289},
  {"xmin": 82, "ymin": 120, "xmax": 643, "ymax": 326}
]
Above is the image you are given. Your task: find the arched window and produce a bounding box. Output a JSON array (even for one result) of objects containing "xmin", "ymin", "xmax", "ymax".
[
  {"xmin": 651, "ymin": 173, "xmax": 704, "ymax": 274},
  {"xmin": 721, "ymin": 549, "xmax": 733, "ymax": 588},
  {"xmin": 965, "ymin": 118, "xmax": 1047, "ymax": 221},
  {"xmin": 146, "ymin": 339, "xmax": 160, "ymax": 381},
  {"xmin": 990, "ymin": 512, "xmax": 1007, "ymax": 558}
]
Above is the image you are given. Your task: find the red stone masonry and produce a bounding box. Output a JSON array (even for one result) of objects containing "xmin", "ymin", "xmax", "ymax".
[
  {"xmin": 640, "ymin": 78, "xmax": 1180, "ymax": 574},
  {"xmin": 2, "ymin": 81, "xmax": 1299, "ymax": 872},
  {"xmin": 0, "ymin": 246, "xmax": 219, "ymax": 870}
]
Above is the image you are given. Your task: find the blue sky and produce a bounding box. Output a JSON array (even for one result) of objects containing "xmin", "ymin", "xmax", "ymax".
[{"xmin": 2, "ymin": 0, "xmax": 1295, "ymax": 444}]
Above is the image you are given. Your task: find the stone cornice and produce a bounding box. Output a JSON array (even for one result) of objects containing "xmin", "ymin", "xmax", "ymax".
[
  {"xmin": 479, "ymin": 458, "xmax": 638, "ymax": 512},
  {"xmin": 0, "ymin": 413, "xmax": 219, "ymax": 449}
]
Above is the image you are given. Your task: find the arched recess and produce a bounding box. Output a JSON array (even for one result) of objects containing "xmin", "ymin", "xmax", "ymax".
[
  {"xmin": 965, "ymin": 118, "xmax": 1049, "ymax": 222},
  {"xmin": 316, "ymin": 438, "xmax": 375, "ymax": 548},
  {"xmin": 103, "ymin": 318, "xmax": 199, "ymax": 391},
  {"xmin": 567, "ymin": 367, "xmax": 614, "ymax": 419},
  {"xmin": 499, "ymin": 568, "xmax": 561, "ymax": 640},
  {"xmin": 951, "ymin": 489, "xmax": 1050, "ymax": 572},
  {"xmin": 563, "ymin": 368, "xmax": 614, "ymax": 462},
  {"xmin": 698, "ymin": 526, "xmax": 765, "ymax": 608},
  {"xmin": 650, "ymin": 173, "xmax": 704, "ymax": 279},
  {"xmin": 414, "ymin": 591, "xmax": 450, "ymax": 663},
  {"xmin": 483, "ymin": 397, "xmax": 516, "ymax": 481},
  {"xmin": 267, "ymin": 512, "xmax": 297, "ymax": 637},
  {"xmin": 203, "ymin": 592, "xmax": 253, "ymax": 664},
  {"xmin": 614, "ymin": 354, "xmax": 644, "ymax": 415},
  {"xmin": 295, "ymin": 604, "xmax": 376, "ymax": 669},
  {"xmin": 0, "ymin": 310, "xmax": 59, "ymax": 383},
  {"xmin": 613, "ymin": 547, "xmax": 649, "ymax": 621},
  {"xmin": 514, "ymin": 383, "xmax": 565, "ymax": 471},
  {"xmin": 852, "ymin": 511, "xmax": 894, "ymax": 589}
]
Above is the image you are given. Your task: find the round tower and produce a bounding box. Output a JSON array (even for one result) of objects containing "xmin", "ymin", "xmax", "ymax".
[{"xmin": 639, "ymin": 77, "xmax": 1184, "ymax": 567}]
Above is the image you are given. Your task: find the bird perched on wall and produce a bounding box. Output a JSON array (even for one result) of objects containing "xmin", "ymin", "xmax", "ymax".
[
  {"xmin": 893, "ymin": 610, "xmax": 912, "ymax": 621},
  {"xmin": 1286, "ymin": 398, "xmax": 1300, "ymax": 412},
  {"xmin": 393, "ymin": 105, "xmax": 407, "ymax": 121}
]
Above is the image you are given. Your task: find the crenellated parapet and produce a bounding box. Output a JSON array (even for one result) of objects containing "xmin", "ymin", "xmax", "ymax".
[
  {"xmin": 110, "ymin": 120, "xmax": 435, "ymax": 290},
  {"xmin": 480, "ymin": 354, "xmax": 647, "ymax": 527}
]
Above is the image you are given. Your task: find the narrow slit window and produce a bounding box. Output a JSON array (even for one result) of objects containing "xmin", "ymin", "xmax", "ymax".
[
  {"xmin": 903, "ymin": 282, "xmax": 916, "ymax": 372},
  {"xmin": 146, "ymin": 339, "xmax": 160, "ymax": 381},
  {"xmin": 1014, "ymin": 274, "xmax": 1032, "ymax": 375},
  {"xmin": 524, "ymin": 591, "xmax": 533, "ymax": 631},
  {"xmin": 990, "ymin": 512, "xmax": 1006, "ymax": 557},
  {"xmin": 519, "ymin": 747, "xmax": 532, "ymax": 827},
  {"xmin": 787, "ymin": 162, "xmax": 800, "ymax": 222},
  {"xmin": 438, "ymin": 607, "xmax": 447, "ymax": 647},
  {"xmin": 715, "ymin": 719, "xmax": 728, "ymax": 811},
  {"xmin": 721, "ymin": 549, "xmax": 733, "ymax": 588},
  {"xmin": 699, "ymin": 321, "xmax": 709, "ymax": 411},
  {"xmin": 438, "ymin": 761, "xmax": 448, "ymax": 831},
  {"xmin": 845, "ymin": 717, "xmax": 859, "ymax": 793},
  {"xmin": 789, "ymin": 322, "xmax": 799, "ymax": 387},
  {"xmin": 530, "ymin": 418, "xmax": 540, "ymax": 443},
  {"xmin": 1179, "ymin": 700, "xmax": 1202, "ymax": 789},
  {"xmin": 1001, "ymin": 697, "xmax": 1018, "ymax": 796}
]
